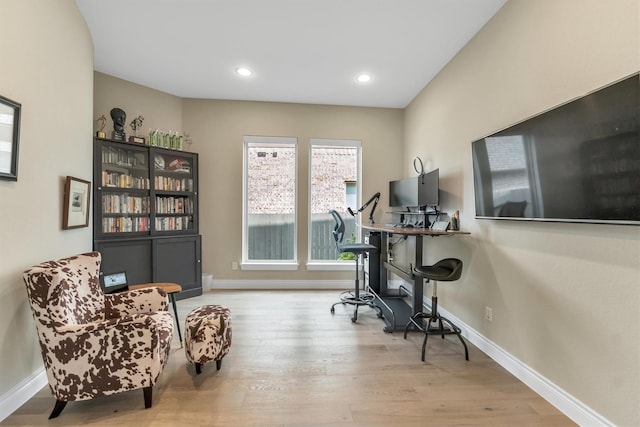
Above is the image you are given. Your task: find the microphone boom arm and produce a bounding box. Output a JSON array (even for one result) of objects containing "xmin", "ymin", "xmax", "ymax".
[{"xmin": 352, "ymin": 192, "xmax": 381, "ymax": 224}]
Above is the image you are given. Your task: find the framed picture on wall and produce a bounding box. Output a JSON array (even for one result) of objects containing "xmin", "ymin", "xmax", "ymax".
[
  {"xmin": 63, "ymin": 176, "xmax": 91, "ymax": 229},
  {"xmin": 0, "ymin": 94, "xmax": 21, "ymax": 181}
]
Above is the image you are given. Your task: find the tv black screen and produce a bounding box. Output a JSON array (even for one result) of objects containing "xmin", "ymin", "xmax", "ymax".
[
  {"xmin": 389, "ymin": 169, "xmax": 439, "ymax": 208},
  {"xmin": 471, "ymin": 73, "xmax": 639, "ymax": 225}
]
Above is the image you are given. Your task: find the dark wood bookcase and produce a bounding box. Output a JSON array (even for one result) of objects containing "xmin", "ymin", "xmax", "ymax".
[{"xmin": 93, "ymin": 137, "xmax": 202, "ymax": 300}]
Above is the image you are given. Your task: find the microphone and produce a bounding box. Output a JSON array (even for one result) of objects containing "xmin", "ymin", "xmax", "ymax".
[{"xmin": 347, "ymin": 207, "xmax": 355, "ymax": 217}]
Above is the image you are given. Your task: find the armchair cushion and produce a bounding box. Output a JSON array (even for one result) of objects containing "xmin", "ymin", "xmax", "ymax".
[{"xmin": 104, "ymin": 287, "xmax": 168, "ymax": 318}]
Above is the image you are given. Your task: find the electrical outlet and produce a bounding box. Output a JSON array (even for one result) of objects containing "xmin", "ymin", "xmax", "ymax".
[
  {"xmin": 485, "ymin": 306, "xmax": 493, "ymax": 322},
  {"xmin": 231, "ymin": 261, "xmax": 238, "ymax": 271}
]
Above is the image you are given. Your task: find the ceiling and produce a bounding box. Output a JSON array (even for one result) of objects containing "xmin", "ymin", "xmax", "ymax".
[{"xmin": 75, "ymin": 0, "xmax": 506, "ymax": 109}]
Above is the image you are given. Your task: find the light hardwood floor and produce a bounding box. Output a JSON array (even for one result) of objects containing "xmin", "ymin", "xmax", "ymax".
[{"xmin": 3, "ymin": 290, "xmax": 575, "ymax": 426}]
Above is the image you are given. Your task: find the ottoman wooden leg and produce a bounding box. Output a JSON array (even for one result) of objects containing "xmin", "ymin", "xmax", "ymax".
[
  {"xmin": 195, "ymin": 363, "xmax": 202, "ymax": 374},
  {"xmin": 216, "ymin": 359, "xmax": 222, "ymax": 370}
]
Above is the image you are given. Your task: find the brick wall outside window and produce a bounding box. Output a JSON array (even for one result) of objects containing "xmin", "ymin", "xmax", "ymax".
[{"xmin": 247, "ymin": 147, "xmax": 357, "ymax": 214}]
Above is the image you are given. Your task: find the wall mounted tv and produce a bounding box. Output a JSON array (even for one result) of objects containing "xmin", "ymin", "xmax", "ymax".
[
  {"xmin": 472, "ymin": 73, "xmax": 639, "ymax": 225},
  {"xmin": 389, "ymin": 168, "xmax": 439, "ymax": 208}
]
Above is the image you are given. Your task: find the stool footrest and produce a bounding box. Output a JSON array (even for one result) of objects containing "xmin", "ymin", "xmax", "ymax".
[
  {"xmin": 330, "ymin": 290, "xmax": 383, "ymax": 323},
  {"xmin": 338, "ymin": 290, "xmax": 376, "ymax": 304},
  {"xmin": 403, "ymin": 311, "xmax": 469, "ymax": 362}
]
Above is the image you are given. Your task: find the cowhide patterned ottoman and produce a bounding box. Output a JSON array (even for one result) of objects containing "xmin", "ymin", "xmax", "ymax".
[{"xmin": 184, "ymin": 305, "xmax": 232, "ymax": 374}]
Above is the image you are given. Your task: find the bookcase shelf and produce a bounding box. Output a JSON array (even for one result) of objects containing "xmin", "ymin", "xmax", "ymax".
[{"xmin": 93, "ymin": 137, "xmax": 202, "ymax": 300}]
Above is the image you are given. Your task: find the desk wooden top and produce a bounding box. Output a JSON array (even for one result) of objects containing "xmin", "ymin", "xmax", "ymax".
[
  {"xmin": 360, "ymin": 223, "xmax": 470, "ymax": 236},
  {"xmin": 128, "ymin": 282, "xmax": 182, "ymax": 294}
]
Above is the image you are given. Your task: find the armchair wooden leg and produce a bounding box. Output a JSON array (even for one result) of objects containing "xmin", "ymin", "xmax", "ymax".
[
  {"xmin": 49, "ymin": 400, "xmax": 67, "ymax": 419},
  {"xmin": 143, "ymin": 386, "xmax": 153, "ymax": 409}
]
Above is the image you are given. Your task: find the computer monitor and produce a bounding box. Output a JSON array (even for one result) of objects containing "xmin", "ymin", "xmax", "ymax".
[
  {"xmin": 389, "ymin": 169, "xmax": 439, "ymax": 208},
  {"xmin": 418, "ymin": 168, "xmax": 439, "ymax": 208}
]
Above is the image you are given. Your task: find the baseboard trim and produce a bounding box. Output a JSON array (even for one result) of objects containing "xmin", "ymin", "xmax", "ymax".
[
  {"xmin": 427, "ymin": 299, "xmax": 613, "ymax": 427},
  {"xmin": 0, "ymin": 368, "xmax": 47, "ymax": 422},
  {"xmin": 211, "ymin": 279, "xmax": 354, "ymax": 290}
]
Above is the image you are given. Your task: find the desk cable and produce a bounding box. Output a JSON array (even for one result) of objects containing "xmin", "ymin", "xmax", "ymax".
[{"xmin": 387, "ymin": 235, "xmax": 408, "ymax": 261}]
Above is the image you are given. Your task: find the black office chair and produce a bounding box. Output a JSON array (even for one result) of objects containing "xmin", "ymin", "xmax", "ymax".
[
  {"xmin": 329, "ymin": 210, "xmax": 383, "ymax": 323},
  {"xmin": 404, "ymin": 258, "xmax": 469, "ymax": 361}
]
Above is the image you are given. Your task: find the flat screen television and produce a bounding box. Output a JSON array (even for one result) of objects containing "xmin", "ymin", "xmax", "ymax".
[
  {"xmin": 389, "ymin": 168, "xmax": 439, "ymax": 208},
  {"xmin": 472, "ymin": 73, "xmax": 639, "ymax": 225}
]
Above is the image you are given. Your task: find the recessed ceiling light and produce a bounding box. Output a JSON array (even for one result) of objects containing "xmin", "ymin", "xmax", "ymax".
[
  {"xmin": 236, "ymin": 67, "xmax": 253, "ymax": 77},
  {"xmin": 356, "ymin": 73, "xmax": 372, "ymax": 83}
]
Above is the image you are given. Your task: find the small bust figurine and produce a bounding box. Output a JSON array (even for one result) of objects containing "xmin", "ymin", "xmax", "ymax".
[{"xmin": 110, "ymin": 107, "xmax": 127, "ymax": 141}]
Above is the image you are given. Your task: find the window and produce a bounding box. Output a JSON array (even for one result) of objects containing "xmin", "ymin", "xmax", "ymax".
[
  {"xmin": 308, "ymin": 139, "xmax": 361, "ymax": 265},
  {"xmin": 243, "ymin": 136, "xmax": 297, "ymax": 269},
  {"xmin": 484, "ymin": 135, "xmax": 539, "ymax": 217}
]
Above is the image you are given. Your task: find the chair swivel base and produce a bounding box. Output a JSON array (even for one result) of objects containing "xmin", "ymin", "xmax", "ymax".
[
  {"xmin": 330, "ymin": 290, "xmax": 383, "ymax": 323},
  {"xmin": 404, "ymin": 311, "xmax": 469, "ymax": 361}
]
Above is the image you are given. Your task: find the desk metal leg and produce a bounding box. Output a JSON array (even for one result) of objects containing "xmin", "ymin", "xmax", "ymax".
[
  {"xmin": 413, "ymin": 235, "xmax": 424, "ymax": 316},
  {"xmin": 169, "ymin": 293, "xmax": 182, "ymax": 347},
  {"xmin": 379, "ymin": 232, "xmax": 388, "ymax": 294}
]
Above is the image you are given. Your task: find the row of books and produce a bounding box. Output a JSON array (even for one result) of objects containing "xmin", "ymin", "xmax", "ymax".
[
  {"xmin": 155, "ymin": 196, "xmax": 194, "ymax": 214},
  {"xmin": 102, "ymin": 195, "xmax": 150, "ymax": 214},
  {"xmin": 155, "ymin": 216, "xmax": 192, "ymax": 231},
  {"xmin": 102, "ymin": 217, "xmax": 150, "ymax": 233},
  {"xmin": 102, "ymin": 147, "xmax": 146, "ymax": 167},
  {"xmin": 102, "ymin": 171, "xmax": 150, "ymax": 189},
  {"xmin": 154, "ymin": 176, "xmax": 194, "ymax": 192}
]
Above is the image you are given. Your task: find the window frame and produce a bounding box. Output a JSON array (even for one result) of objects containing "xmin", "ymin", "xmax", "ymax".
[
  {"xmin": 307, "ymin": 138, "xmax": 362, "ymax": 271},
  {"xmin": 242, "ymin": 135, "xmax": 299, "ymax": 270}
]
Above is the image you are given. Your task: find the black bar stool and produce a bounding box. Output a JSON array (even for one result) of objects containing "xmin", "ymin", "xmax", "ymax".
[
  {"xmin": 404, "ymin": 258, "xmax": 469, "ymax": 361},
  {"xmin": 328, "ymin": 210, "xmax": 383, "ymax": 323}
]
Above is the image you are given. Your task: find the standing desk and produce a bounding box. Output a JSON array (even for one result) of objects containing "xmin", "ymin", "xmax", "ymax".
[{"xmin": 360, "ymin": 224, "xmax": 470, "ymax": 333}]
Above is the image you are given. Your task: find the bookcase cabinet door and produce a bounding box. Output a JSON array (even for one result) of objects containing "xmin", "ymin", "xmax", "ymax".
[
  {"xmin": 151, "ymin": 147, "xmax": 198, "ymax": 235},
  {"xmin": 94, "ymin": 139, "xmax": 151, "ymax": 238},
  {"xmin": 95, "ymin": 238, "xmax": 153, "ymax": 287},
  {"xmin": 152, "ymin": 235, "xmax": 202, "ymax": 300}
]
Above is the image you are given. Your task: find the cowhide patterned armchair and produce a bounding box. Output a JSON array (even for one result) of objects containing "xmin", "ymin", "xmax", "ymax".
[{"xmin": 23, "ymin": 252, "xmax": 174, "ymax": 419}]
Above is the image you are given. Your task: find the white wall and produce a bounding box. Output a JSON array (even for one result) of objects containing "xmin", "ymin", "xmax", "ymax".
[
  {"xmin": 0, "ymin": 0, "xmax": 93, "ymax": 413},
  {"xmin": 404, "ymin": 0, "xmax": 640, "ymax": 425},
  {"xmin": 93, "ymin": 72, "xmax": 183, "ymax": 140},
  {"xmin": 182, "ymin": 99, "xmax": 404, "ymax": 281}
]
